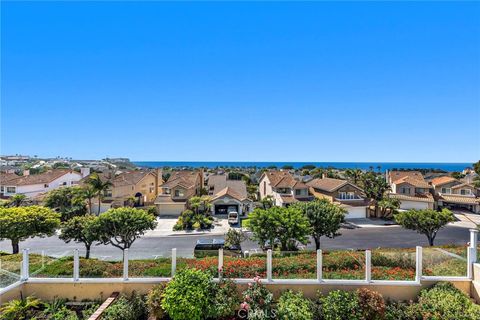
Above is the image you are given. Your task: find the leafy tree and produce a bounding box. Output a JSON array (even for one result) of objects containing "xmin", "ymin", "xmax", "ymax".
[
  {"xmin": 188, "ymin": 196, "xmax": 211, "ymax": 215},
  {"xmin": 246, "ymin": 206, "xmax": 311, "ymax": 251},
  {"xmin": 59, "ymin": 215, "xmax": 100, "ymax": 258},
  {"xmin": 224, "ymin": 228, "xmax": 248, "ymax": 248},
  {"xmin": 162, "ymin": 172, "xmax": 171, "ymax": 182},
  {"xmin": 395, "ymin": 209, "xmax": 454, "ymax": 246},
  {"xmin": 291, "ymin": 199, "xmax": 346, "ymax": 250},
  {"xmin": 95, "ymin": 208, "xmax": 157, "ymax": 260},
  {"xmin": 377, "ymin": 197, "xmax": 400, "ymax": 218},
  {"xmin": 85, "ymin": 172, "xmax": 113, "ymax": 214},
  {"xmin": 44, "ymin": 186, "xmax": 87, "ymax": 221},
  {"xmin": 301, "ymin": 164, "xmax": 316, "ymax": 170},
  {"xmin": 281, "ymin": 165, "xmax": 294, "ymax": 170},
  {"xmin": 473, "ymin": 160, "xmax": 480, "ymax": 188},
  {"xmin": 260, "ymin": 195, "xmax": 274, "ymax": 209},
  {"xmin": 361, "ymin": 169, "xmax": 391, "ymax": 217},
  {"xmin": 451, "ymin": 171, "xmax": 465, "ymax": 180},
  {"xmin": 7, "ymin": 194, "xmax": 27, "ymax": 207},
  {"xmin": 0, "ymin": 206, "xmax": 61, "ymax": 254},
  {"xmin": 247, "ymin": 184, "xmax": 258, "ymax": 200}
]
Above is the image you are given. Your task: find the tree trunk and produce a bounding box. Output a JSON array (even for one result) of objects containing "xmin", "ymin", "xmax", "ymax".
[
  {"xmin": 12, "ymin": 239, "xmax": 19, "ymax": 254},
  {"xmin": 88, "ymin": 199, "xmax": 92, "ymax": 215},
  {"xmin": 98, "ymin": 196, "xmax": 101, "ymax": 215},
  {"xmin": 85, "ymin": 244, "xmax": 91, "ymax": 259},
  {"xmin": 314, "ymin": 237, "xmax": 321, "ymax": 250},
  {"xmin": 428, "ymin": 235, "xmax": 434, "ymax": 246}
]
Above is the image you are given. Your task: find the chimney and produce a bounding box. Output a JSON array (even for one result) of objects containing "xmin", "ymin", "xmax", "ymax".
[
  {"xmin": 80, "ymin": 167, "xmax": 91, "ymax": 178},
  {"xmin": 155, "ymin": 168, "xmax": 162, "ymax": 196},
  {"xmin": 23, "ymin": 169, "xmax": 30, "ymax": 176}
]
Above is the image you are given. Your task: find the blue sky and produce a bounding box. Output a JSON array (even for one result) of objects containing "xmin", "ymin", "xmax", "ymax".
[{"xmin": 1, "ymin": 1, "xmax": 479, "ymax": 162}]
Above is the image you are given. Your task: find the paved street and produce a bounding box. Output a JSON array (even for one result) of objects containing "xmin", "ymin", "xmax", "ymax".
[{"xmin": 0, "ymin": 224, "xmax": 472, "ymax": 261}]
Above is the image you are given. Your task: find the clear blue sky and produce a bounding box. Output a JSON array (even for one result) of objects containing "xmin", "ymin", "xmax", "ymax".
[{"xmin": 1, "ymin": 1, "xmax": 479, "ymax": 162}]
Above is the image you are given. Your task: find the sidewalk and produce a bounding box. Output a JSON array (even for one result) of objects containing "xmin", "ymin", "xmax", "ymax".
[{"xmin": 344, "ymin": 218, "xmax": 398, "ymax": 229}]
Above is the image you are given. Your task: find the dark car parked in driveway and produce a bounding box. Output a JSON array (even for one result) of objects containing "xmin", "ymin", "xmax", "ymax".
[{"xmin": 194, "ymin": 238, "xmax": 242, "ymax": 258}]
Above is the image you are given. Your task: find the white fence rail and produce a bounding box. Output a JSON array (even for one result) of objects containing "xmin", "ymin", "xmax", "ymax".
[{"xmin": 1, "ymin": 229, "xmax": 478, "ymax": 294}]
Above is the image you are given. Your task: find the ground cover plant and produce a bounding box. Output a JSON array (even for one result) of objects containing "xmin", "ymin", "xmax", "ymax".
[{"xmin": 0, "ymin": 245, "xmax": 471, "ymax": 285}]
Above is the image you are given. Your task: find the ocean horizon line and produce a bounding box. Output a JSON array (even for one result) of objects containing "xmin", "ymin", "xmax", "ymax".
[{"xmin": 133, "ymin": 161, "xmax": 474, "ymax": 172}]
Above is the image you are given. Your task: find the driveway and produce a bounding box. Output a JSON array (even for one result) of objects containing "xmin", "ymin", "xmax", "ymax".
[{"xmin": 144, "ymin": 217, "xmax": 231, "ymax": 237}]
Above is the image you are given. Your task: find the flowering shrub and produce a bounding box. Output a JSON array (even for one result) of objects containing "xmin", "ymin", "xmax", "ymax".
[
  {"xmin": 240, "ymin": 276, "xmax": 274, "ymax": 320},
  {"xmin": 276, "ymin": 290, "xmax": 313, "ymax": 320},
  {"xmin": 320, "ymin": 290, "xmax": 362, "ymax": 320},
  {"xmin": 356, "ymin": 288, "xmax": 386, "ymax": 320},
  {"xmin": 211, "ymin": 279, "xmax": 241, "ymax": 319}
]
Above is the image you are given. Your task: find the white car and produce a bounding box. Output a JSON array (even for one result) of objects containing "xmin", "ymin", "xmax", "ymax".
[{"xmin": 228, "ymin": 211, "xmax": 239, "ymax": 225}]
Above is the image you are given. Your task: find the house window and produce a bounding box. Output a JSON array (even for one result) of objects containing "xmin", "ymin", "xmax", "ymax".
[
  {"xmin": 263, "ymin": 181, "xmax": 266, "ymax": 194},
  {"xmin": 44, "ymin": 184, "xmax": 49, "ymax": 188},
  {"xmin": 461, "ymin": 189, "xmax": 472, "ymax": 195},
  {"xmin": 339, "ymin": 192, "xmax": 356, "ymax": 200},
  {"xmin": 295, "ymin": 189, "xmax": 303, "ymax": 196},
  {"xmin": 62, "ymin": 182, "xmax": 67, "ymax": 186},
  {"xmin": 441, "ymin": 188, "xmax": 451, "ymax": 194},
  {"xmin": 0, "ymin": 186, "xmax": 3, "ymax": 192},
  {"xmin": 416, "ymin": 188, "xmax": 425, "ymax": 194},
  {"xmin": 400, "ymin": 187, "xmax": 410, "ymax": 194},
  {"xmin": 6, "ymin": 187, "xmax": 16, "ymax": 193},
  {"xmin": 174, "ymin": 189, "xmax": 184, "ymax": 197}
]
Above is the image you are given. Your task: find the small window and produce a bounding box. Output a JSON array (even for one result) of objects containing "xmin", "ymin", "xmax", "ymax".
[
  {"xmin": 44, "ymin": 184, "xmax": 49, "ymax": 188},
  {"xmin": 6, "ymin": 187, "xmax": 16, "ymax": 193},
  {"xmin": 400, "ymin": 187, "xmax": 410, "ymax": 194},
  {"xmin": 1, "ymin": 186, "xmax": 4, "ymax": 192},
  {"xmin": 441, "ymin": 188, "xmax": 451, "ymax": 194},
  {"xmin": 461, "ymin": 189, "xmax": 471, "ymax": 195},
  {"xmin": 174, "ymin": 189, "xmax": 184, "ymax": 197},
  {"xmin": 347, "ymin": 192, "xmax": 355, "ymax": 199}
]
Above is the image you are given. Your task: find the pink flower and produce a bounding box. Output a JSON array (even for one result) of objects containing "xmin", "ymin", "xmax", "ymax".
[{"xmin": 241, "ymin": 302, "xmax": 249, "ymax": 310}]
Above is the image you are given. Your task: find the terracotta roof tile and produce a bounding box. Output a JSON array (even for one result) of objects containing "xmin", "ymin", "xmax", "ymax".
[
  {"xmin": 306, "ymin": 178, "xmax": 349, "ymax": 192},
  {"xmin": 431, "ymin": 176, "xmax": 457, "ymax": 186},
  {"xmin": 3, "ymin": 169, "xmax": 80, "ymax": 186}
]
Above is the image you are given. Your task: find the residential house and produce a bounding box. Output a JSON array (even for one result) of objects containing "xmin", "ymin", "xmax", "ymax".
[
  {"xmin": 307, "ymin": 177, "xmax": 370, "ymax": 219},
  {"xmin": 387, "ymin": 171, "xmax": 434, "ymax": 210},
  {"xmin": 80, "ymin": 169, "xmax": 162, "ymax": 211},
  {"xmin": 0, "ymin": 169, "xmax": 84, "ymax": 198},
  {"xmin": 154, "ymin": 170, "xmax": 203, "ymax": 216},
  {"xmin": 258, "ymin": 170, "xmax": 311, "ymax": 207},
  {"xmin": 431, "ymin": 176, "xmax": 480, "ymax": 213},
  {"xmin": 207, "ymin": 174, "xmax": 252, "ymax": 215}
]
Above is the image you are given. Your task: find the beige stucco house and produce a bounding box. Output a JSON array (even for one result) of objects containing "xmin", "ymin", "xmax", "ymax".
[
  {"xmin": 431, "ymin": 176, "xmax": 480, "ymax": 213},
  {"xmin": 154, "ymin": 170, "xmax": 203, "ymax": 216},
  {"xmin": 258, "ymin": 170, "xmax": 311, "ymax": 207},
  {"xmin": 207, "ymin": 174, "xmax": 252, "ymax": 216},
  {"xmin": 387, "ymin": 171, "xmax": 434, "ymax": 210},
  {"xmin": 306, "ymin": 177, "xmax": 370, "ymax": 219}
]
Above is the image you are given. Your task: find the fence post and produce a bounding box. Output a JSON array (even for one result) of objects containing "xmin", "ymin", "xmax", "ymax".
[
  {"xmin": 218, "ymin": 249, "xmax": 224, "ymax": 280},
  {"xmin": 73, "ymin": 249, "xmax": 79, "ymax": 281},
  {"xmin": 171, "ymin": 248, "xmax": 177, "ymax": 277},
  {"xmin": 317, "ymin": 249, "xmax": 322, "ymax": 282},
  {"xmin": 267, "ymin": 249, "xmax": 272, "ymax": 282},
  {"xmin": 123, "ymin": 249, "xmax": 129, "ymax": 281},
  {"xmin": 21, "ymin": 248, "xmax": 29, "ymax": 281},
  {"xmin": 415, "ymin": 246, "xmax": 422, "ymax": 283},
  {"xmin": 365, "ymin": 250, "xmax": 371, "ymax": 283},
  {"xmin": 468, "ymin": 229, "xmax": 478, "ymax": 279}
]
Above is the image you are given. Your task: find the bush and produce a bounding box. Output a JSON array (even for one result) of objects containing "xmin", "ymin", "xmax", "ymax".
[
  {"xmin": 211, "ymin": 279, "xmax": 241, "ymax": 319},
  {"xmin": 276, "ymin": 290, "xmax": 313, "ymax": 320},
  {"xmin": 356, "ymin": 288, "xmax": 386, "ymax": 320},
  {"xmin": 162, "ymin": 268, "xmax": 215, "ymax": 320},
  {"xmin": 320, "ymin": 290, "xmax": 362, "ymax": 320},
  {"xmin": 102, "ymin": 292, "xmax": 148, "ymax": 320},
  {"xmin": 240, "ymin": 276, "xmax": 274, "ymax": 320},
  {"xmin": 409, "ymin": 282, "xmax": 480, "ymax": 319},
  {"xmin": 147, "ymin": 283, "xmax": 167, "ymax": 319},
  {"xmin": 0, "ymin": 296, "xmax": 43, "ymax": 320}
]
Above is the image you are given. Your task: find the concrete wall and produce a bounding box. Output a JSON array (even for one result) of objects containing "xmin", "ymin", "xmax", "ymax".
[{"xmin": 1, "ymin": 278, "xmax": 472, "ymax": 304}]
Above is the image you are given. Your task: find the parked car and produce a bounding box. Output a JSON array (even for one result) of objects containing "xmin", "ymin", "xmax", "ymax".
[
  {"xmin": 194, "ymin": 238, "xmax": 242, "ymax": 258},
  {"xmin": 228, "ymin": 211, "xmax": 239, "ymax": 225}
]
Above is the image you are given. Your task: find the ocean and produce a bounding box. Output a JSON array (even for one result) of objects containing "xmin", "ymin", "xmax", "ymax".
[{"xmin": 133, "ymin": 161, "xmax": 473, "ymax": 172}]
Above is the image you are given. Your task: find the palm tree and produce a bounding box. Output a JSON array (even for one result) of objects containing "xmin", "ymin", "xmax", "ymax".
[
  {"xmin": 344, "ymin": 169, "xmax": 363, "ymax": 185},
  {"xmin": 85, "ymin": 173, "xmax": 112, "ymax": 214},
  {"xmin": 82, "ymin": 186, "xmax": 96, "ymax": 214}
]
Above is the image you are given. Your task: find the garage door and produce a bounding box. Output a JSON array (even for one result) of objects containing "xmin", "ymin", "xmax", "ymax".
[
  {"xmin": 156, "ymin": 203, "xmax": 185, "ymax": 216},
  {"xmin": 215, "ymin": 204, "xmax": 238, "ymax": 215},
  {"xmin": 345, "ymin": 207, "xmax": 366, "ymax": 219},
  {"xmin": 400, "ymin": 200, "xmax": 429, "ymax": 210}
]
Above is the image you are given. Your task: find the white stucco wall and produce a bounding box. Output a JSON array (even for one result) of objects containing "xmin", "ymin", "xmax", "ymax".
[{"xmin": 3, "ymin": 172, "xmax": 83, "ymax": 198}]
